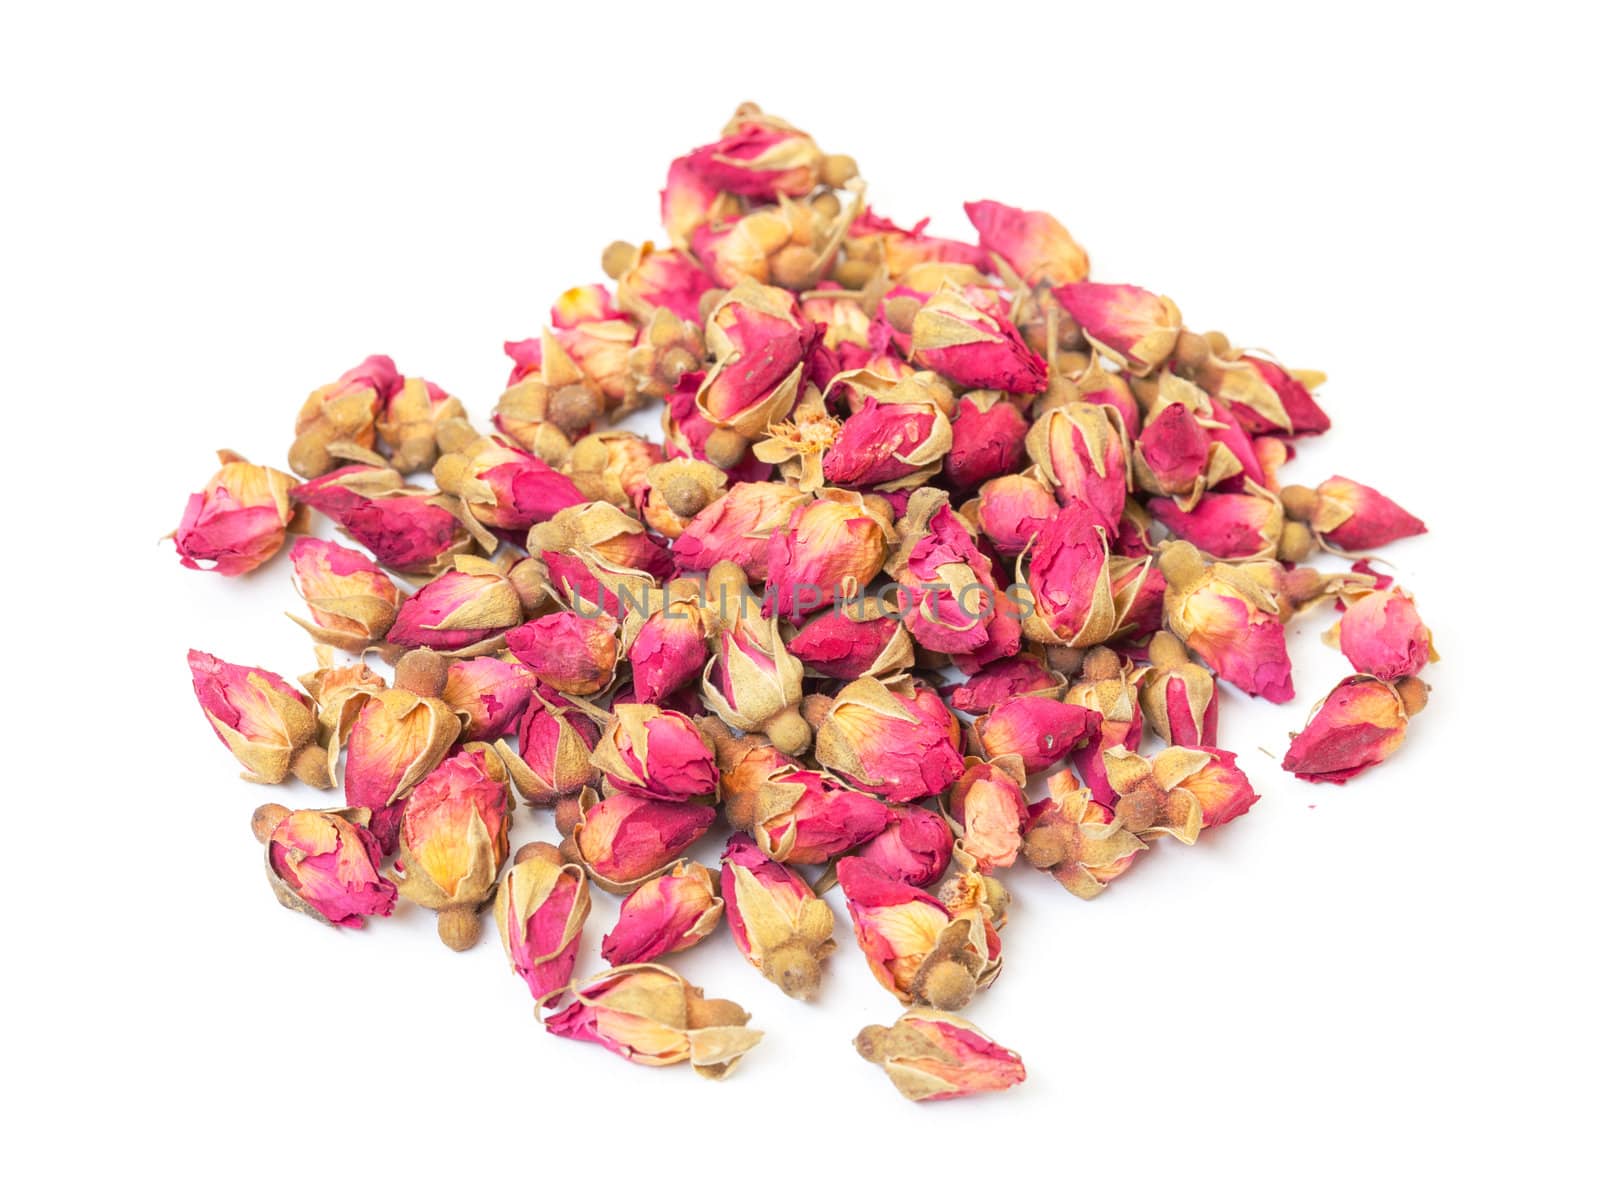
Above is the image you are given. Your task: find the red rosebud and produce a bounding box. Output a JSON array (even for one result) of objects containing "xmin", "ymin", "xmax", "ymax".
[{"xmin": 1283, "ymin": 675, "xmax": 1428, "ymax": 784}]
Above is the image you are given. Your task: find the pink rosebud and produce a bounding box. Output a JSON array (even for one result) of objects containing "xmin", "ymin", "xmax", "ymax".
[
  {"xmin": 617, "ymin": 243, "xmax": 717, "ymax": 323},
  {"xmin": 1021, "ymin": 499, "xmax": 1118, "ymax": 647},
  {"xmin": 173, "ymin": 451, "xmax": 299, "ymax": 576},
  {"xmin": 972, "ymin": 694, "xmax": 1101, "ymax": 774},
  {"xmin": 727, "ymin": 764, "xmax": 891, "ymax": 865},
  {"xmin": 433, "ymin": 437, "xmax": 588, "ymax": 532},
  {"xmin": 889, "ymin": 495, "xmax": 1019, "ymax": 664},
  {"xmin": 963, "ymin": 199, "xmax": 1089, "ymax": 287},
  {"xmin": 856, "ymin": 802, "xmax": 955, "ymax": 888},
  {"xmin": 1283, "ymin": 675, "xmax": 1428, "ymax": 784},
  {"xmin": 1280, "ymin": 476, "xmax": 1427, "ymax": 552},
  {"xmin": 1148, "ymin": 487, "xmax": 1283, "ymax": 561},
  {"xmin": 1025, "ymin": 402, "xmax": 1128, "ymax": 531},
  {"xmin": 812, "ymin": 678, "xmax": 966, "ymax": 803},
  {"xmin": 550, "ymin": 284, "xmax": 620, "ymax": 329},
  {"xmin": 286, "ymin": 538, "xmax": 401, "ymax": 653},
  {"xmin": 565, "ymin": 790, "xmax": 718, "ymax": 894},
  {"xmin": 788, "ymin": 610, "xmax": 913, "ymax": 681},
  {"xmin": 288, "ymin": 356, "xmax": 392, "ymax": 477},
  {"xmin": 1022, "ymin": 774, "xmax": 1145, "ymax": 899},
  {"xmin": 591, "ymin": 704, "xmax": 717, "ymax": 802},
  {"xmin": 947, "ymin": 757, "xmax": 1030, "ymax": 873},
  {"xmin": 844, "ymin": 206, "xmax": 990, "ymax": 276},
  {"xmin": 940, "ymin": 655, "xmax": 1058, "ymax": 715},
  {"xmin": 820, "ymin": 397, "xmax": 951, "ymax": 490},
  {"xmin": 1078, "ymin": 360, "xmax": 1143, "ymax": 436},
  {"xmin": 697, "ymin": 281, "xmax": 818, "ymax": 438},
  {"xmin": 1134, "ymin": 402, "xmax": 1210, "ymax": 498},
  {"xmin": 622, "ymin": 597, "xmax": 711, "ymax": 705},
  {"xmin": 682, "ymin": 108, "xmax": 823, "ymax": 200},
  {"xmin": 507, "ymin": 689, "xmax": 599, "ymax": 803},
  {"xmin": 660, "ymin": 155, "xmax": 728, "ymax": 248},
  {"xmin": 544, "ymin": 963, "xmax": 762, "ymax": 1079},
  {"xmin": 1160, "ymin": 542, "xmax": 1293, "ymax": 703},
  {"xmin": 601, "ymin": 859, "xmax": 723, "ymax": 967},
  {"xmin": 672, "ymin": 481, "xmax": 809, "ymax": 581},
  {"xmin": 1332, "ymin": 587, "xmax": 1435, "ymax": 679},
  {"xmin": 496, "ymin": 842, "xmax": 592, "ymax": 1008},
  {"xmin": 505, "ymin": 611, "xmax": 619, "ymax": 696},
  {"xmin": 291, "ymin": 465, "xmax": 470, "ymax": 574},
  {"xmin": 856, "ymin": 1008, "xmax": 1026, "ymax": 1102},
  {"xmin": 721, "ymin": 833, "xmax": 835, "ymax": 1000},
  {"xmin": 943, "ymin": 392, "xmax": 1029, "ymax": 491},
  {"xmin": 1053, "ymin": 282, "xmax": 1182, "ymax": 376},
  {"xmin": 257, "ymin": 806, "xmax": 397, "ymax": 928},
  {"xmin": 972, "ymin": 472, "xmax": 1057, "ymax": 557},
  {"xmin": 188, "ymin": 649, "xmax": 319, "ymax": 786},
  {"xmin": 1139, "ymin": 631, "xmax": 1218, "ymax": 748},
  {"xmin": 343, "ymin": 686, "xmax": 462, "ymax": 852},
  {"xmin": 1064, "ymin": 647, "xmax": 1145, "ymax": 804},
  {"xmin": 1179, "ymin": 748, "xmax": 1261, "ymax": 828},
  {"xmin": 765, "ymin": 491, "xmax": 895, "ymax": 621},
  {"xmin": 910, "ymin": 287, "xmax": 1048, "ymax": 394},
  {"xmin": 387, "ymin": 557, "xmax": 528, "ymax": 653},
  {"xmin": 442, "ymin": 656, "xmax": 536, "ymax": 741},
  {"xmin": 1236, "ymin": 355, "xmax": 1330, "ymax": 436}
]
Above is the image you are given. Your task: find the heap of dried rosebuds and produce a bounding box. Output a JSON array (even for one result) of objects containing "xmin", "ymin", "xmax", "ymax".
[{"xmin": 173, "ymin": 103, "xmax": 1433, "ymax": 1102}]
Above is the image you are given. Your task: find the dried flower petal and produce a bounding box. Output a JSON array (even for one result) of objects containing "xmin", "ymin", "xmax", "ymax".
[
  {"xmin": 287, "ymin": 538, "xmax": 401, "ymax": 652},
  {"xmin": 1330, "ymin": 586, "xmax": 1436, "ymax": 679}
]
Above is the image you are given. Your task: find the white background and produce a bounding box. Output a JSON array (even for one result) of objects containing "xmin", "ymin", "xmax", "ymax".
[{"xmin": 7, "ymin": 3, "xmax": 1595, "ymax": 1189}]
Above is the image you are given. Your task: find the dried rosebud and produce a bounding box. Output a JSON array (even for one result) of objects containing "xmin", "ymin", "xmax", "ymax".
[
  {"xmin": 697, "ymin": 280, "xmax": 818, "ymax": 450},
  {"xmin": 377, "ymin": 376, "xmax": 467, "ymax": 474},
  {"xmin": 721, "ymin": 833, "xmax": 835, "ymax": 999},
  {"xmin": 391, "ymin": 744, "xmax": 512, "ymax": 950},
  {"xmin": 659, "ymin": 155, "xmax": 730, "ymax": 249},
  {"xmin": 843, "ymin": 206, "xmax": 989, "ymax": 279},
  {"xmin": 765, "ymin": 489, "xmax": 895, "ymax": 621},
  {"xmin": 1139, "ymin": 630, "xmax": 1218, "ymax": 748},
  {"xmin": 1075, "ymin": 357, "xmax": 1143, "ymax": 437},
  {"xmin": 944, "ymin": 391, "xmax": 1029, "ymax": 492},
  {"xmin": 344, "ymin": 678, "xmax": 461, "ymax": 853},
  {"xmin": 1020, "ymin": 499, "xmax": 1118, "ymax": 647},
  {"xmin": 1283, "ymin": 675, "xmax": 1428, "ymax": 784},
  {"xmin": 1328, "ymin": 586, "xmax": 1436, "ymax": 679},
  {"xmin": 500, "ymin": 689, "xmax": 599, "ymax": 803},
  {"xmin": 288, "ymin": 356, "xmax": 393, "ymax": 478},
  {"xmin": 1053, "ymin": 283, "xmax": 1182, "ymax": 377},
  {"xmin": 1159, "ymin": 541, "xmax": 1293, "ymax": 703},
  {"xmin": 495, "ymin": 841, "xmax": 592, "ymax": 1008},
  {"xmin": 172, "ymin": 451, "xmax": 299, "ymax": 575},
  {"xmin": 291, "ymin": 465, "xmax": 472, "ymax": 574},
  {"xmin": 640, "ymin": 458, "xmax": 727, "ymax": 539},
  {"xmin": 941, "ymin": 655, "xmax": 1058, "ymax": 715},
  {"xmin": 1132, "ymin": 402, "xmax": 1211, "ymax": 500},
  {"xmin": 971, "ymin": 693, "xmax": 1100, "ymax": 774},
  {"xmin": 529, "ymin": 502, "xmax": 671, "ymax": 586},
  {"xmin": 1064, "ymin": 647, "xmax": 1145, "ymax": 802},
  {"xmin": 683, "ymin": 106, "xmax": 823, "ymax": 200},
  {"xmin": 911, "ymin": 286, "xmax": 1048, "ymax": 394},
  {"xmin": 616, "ymin": 242, "xmax": 717, "ymax": 324},
  {"xmin": 971, "ymin": 471, "xmax": 1056, "ymax": 557},
  {"xmin": 820, "ymin": 394, "xmax": 952, "ymax": 491},
  {"xmin": 1279, "ymin": 476, "xmax": 1427, "ymax": 552},
  {"xmin": 724, "ymin": 760, "xmax": 890, "ymax": 865},
  {"xmin": 591, "ymin": 704, "xmax": 717, "ymax": 802},
  {"xmin": 812, "ymin": 678, "xmax": 966, "ymax": 803},
  {"xmin": 286, "ymin": 538, "xmax": 401, "ymax": 653},
  {"xmin": 788, "ymin": 609, "xmax": 915, "ymax": 681},
  {"xmin": 1101, "ymin": 744, "xmax": 1260, "ymax": 841},
  {"xmin": 563, "ymin": 789, "xmax": 717, "ymax": 894},
  {"xmin": 672, "ymin": 481, "xmax": 809, "ymax": 581},
  {"xmin": 1232, "ymin": 354, "xmax": 1330, "ymax": 436},
  {"xmin": 1021, "ymin": 773, "xmax": 1145, "ymax": 899},
  {"xmin": 433, "ymin": 435, "xmax": 588, "ymax": 533},
  {"xmin": 505, "ymin": 611, "xmax": 619, "ymax": 696},
  {"xmin": 701, "ymin": 599, "xmax": 811, "ymax": 756},
  {"xmin": 545, "ymin": 963, "xmax": 762, "ymax": 1079},
  {"xmin": 188, "ymin": 650, "xmax": 327, "ymax": 787},
  {"xmin": 299, "ymin": 654, "xmax": 386, "ymax": 773},
  {"xmin": 964, "ymin": 199, "xmax": 1089, "ymax": 287},
  {"xmin": 836, "ymin": 856, "xmax": 995, "ymax": 1011},
  {"xmin": 387, "ymin": 556, "xmax": 529, "ymax": 655},
  {"xmin": 882, "ymin": 491, "xmax": 1012, "ymax": 666},
  {"xmin": 254, "ymin": 805, "xmax": 396, "ymax": 928},
  {"xmin": 442, "ymin": 656, "xmax": 535, "ymax": 741},
  {"xmin": 946, "ymin": 756, "xmax": 1030, "ymax": 873},
  {"xmin": 856, "ymin": 802, "xmax": 955, "ymax": 888},
  {"xmin": 601, "ymin": 859, "xmax": 723, "ymax": 966},
  {"xmin": 563, "ymin": 430, "xmax": 664, "ymax": 514},
  {"xmin": 855, "ymin": 1007, "xmax": 1026, "ymax": 1102},
  {"xmin": 1149, "ymin": 484, "xmax": 1283, "ymax": 561},
  {"xmin": 1026, "ymin": 402, "xmax": 1128, "ymax": 532}
]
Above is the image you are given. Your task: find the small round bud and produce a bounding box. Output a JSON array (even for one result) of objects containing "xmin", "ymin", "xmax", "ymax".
[
  {"xmin": 765, "ymin": 708, "xmax": 812, "ymax": 757},
  {"xmin": 514, "ymin": 840, "xmax": 564, "ymax": 867},
  {"xmin": 437, "ymin": 905, "xmax": 483, "ymax": 952},
  {"xmin": 659, "ymin": 346, "xmax": 698, "ymax": 385},
  {"xmin": 882, "ymin": 295, "xmax": 921, "ymax": 335},
  {"xmin": 770, "ymin": 245, "xmax": 820, "ymax": 289},
  {"xmin": 1395, "ymin": 676, "xmax": 1430, "ymax": 716},
  {"xmin": 1146, "ymin": 630, "xmax": 1190, "ymax": 670},
  {"xmin": 919, "ymin": 959, "xmax": 977, "ymax": 1012},
  {"xmin": 252, "ymin": 803, "xmax": 291, "ymax": 844},
  {"xmin": 1044, "ymin": 645, "xmax": 1086, "ymax": 676},
  {"xmin": 703, "ymin": 427, "xmax": 749, "ymax": 470},
  {"xmin": 289, "ymin": 743, "xmax": 333, "ymax": 790},
  {"xmin": 820, "ymin": 153, "xmax": 859, "ymax": 188},
  {"xmin": 554, "ymin": 793, "xmax": 585, "ymax": 838},
  {"xmin": 1278, "ymin": 520, "xmax": 1315, "ymax": 563},
  {"xmin": 1156, "ymin": 540, "xmax": 1207, "ymax": 590},
  {"xmin": 548, "ymin": 384, "xmax": 601, "ymax": 436},
  {"xmin": 600, "ymin": 240, "xmax": 636, "ymax": 280},
  {"xmin": 698, "ymin": 288, "xmax": 728, "ymax": 324},
  {"xmin": 810, "ymin": 192, "xmax": 841, "ymax": 219},
  {"xmin": 1173, "ymin": 329, "xmax": 1212, "ymax": 374},
  {"xmin": 1278, "ymin": 485, "xmax": 1319, "ymax": 523},
  {"xmin": 831, "ymin": 258, "xmax": 877, "ymax": 289},
  {"xmin": 660, "ymin": 471, "xmax": 717, "ymax": 518},
  {"xmin": 395, "ymin": 648, "xmax": 449, "ymax": 698},
  {"xmin": 763, "ymin": 943, "xmax": 822, "ymax": 1001}
]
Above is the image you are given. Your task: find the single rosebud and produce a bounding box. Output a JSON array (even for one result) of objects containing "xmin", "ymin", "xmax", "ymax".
[
  {"xmin": 376, "ymin": 376, "xmax": 468, "ymax": 474},
  {"xmin": 387, "ymin": 556, "xmax": 530, "ymax": 655},
  {"xmin": 910, "ymin": 285, "xmax": 1048, "ymax": 394},
  {"xmin": 672, "ymin": 481, "xmax": 809, "ymax": 581},
  {"xmin": 616, "ymin": 242, "xmax": 717, "ymax": 324},
  {"xmin": 682, "ymin": 106, "xmax": 824, "ymax": 200},
  {"xmin": 1139, "ymin": 630, "xmax": 1219, "ymax": 748},
  {"xmin": 788, "ymin": 609, "xmax": 915, "ymax": 681},
  {"xmin": 1021, "ymin": 772, "xmax": 1146, "ymax": 899},
  {"xmin": 391, "ymin": 744, "xmax": 513, "ymax": 951},
  {"xmin": 292, "ymin": 465, "xmax": 472, "ymax": 574},
  {"xmin": 563, "ymin": 789, "xmax": 718, "ymax": 895},
  {"xmin": 544, "ymin": 963, "xmax": 763, "ymax": 1079},
  {"xmin": 591, "ymin": 704, "xmax": 718, "ymax": 802},
  {"xmin": 1063, "ymin": 646, "xmax": 1145, "ymax": 802},
  {"xmin": 1283, "ymin": 674, "xmax": 1427, "ymax": 783},
  {"xmin": 855, "ymin": 1007, "xmax": 1027, "ymax": 1103},
  {"xmin": 1020, "ymin": 499, "xmax": 1118, "ymax": 647},
  {"xmin": 442, "ymin": 655, "xmax": 536, "ymax": 741},
  {"xmin": 505, "ymin": 610, "xmax": 620, "ymax": 696},
  {"xmin": 886, "ymin": 491, "xmax": 1018, "ymax": 666},
  {"xmin": 941, "ymin": 655, "xmax": 1059, "ymax": 715},
  {"xmin": 764, "ymin": 489, "xmax": 895, "ymax": 622},
  {"xmin": 727, "ymin": 761, "xmax": 891, "ymax": 865},
  {"xmin": 552, "ymin": 318, "xmax": 639, "ymax": 416},
  {"xmin": 490, "ymin": 375, "xmax": 582, "ymax": 462},
  {"xmin": 701, "ymin": 607, "xmax": 811, "ymax": 756},
  {"xmin": 1230, "ymin": 353, "xmax": 1330, "ymax": 436},
  {"xmin": 836, "ymin": 857, "xmax": 995, "ymax": 1010},
  {"xmin": 963, "ymin": 198, "xmax": 1089, "ymax": 288},
  {"xmin": 1052, "ymin": 283, "xmax": 1182, "ymax": 377},
  {"xmin": 1025, "ymin": 402, "xmax": 1128, "ymax": 532},
  {"xmin": 562, "ymin": 430, "xmax": 664, "ymax": 514},
  {"xmin": 1074, "ymin": 357, "xmax": 1143, "ymax": 437},
  {"xmin": 946, "ymin": 756, "xmax": 1030, "ymax": 873},
  {"xmin": 944, "ymin": 391, "xmax": 1029, "ymax": 491},
  {"xmin": 288, "ymin": 356, "xmax": 394, "ymax": 478},
  {"xmin": 1278, "ymin": 476, "xmax": 1427, "ymax": 552},
  {"xmin": 253, "ymin": 804, "xmax": 396, "ymax": 928},
  {"xmin": 498, "ymin": 688, "xmax": 599, "ymax": 804},
  {"xmin": 820, "ymin": 394, "xmax": 953, "ymax": 490},
  {"xmin": 495, "ymin": 841, "xmax": 592, "ymax": 1008},
  {"xmin": 529, "ymin": 503, "xmax": 673, "ymax": 583},
  {"xmin": 811, "ymin": 677, "xmax": 966, "ymax": 803},
  {"xmin": 971, "ymin": 471, "xmax": 1057, "ymax": 557},
  {"xmin": 601, "ymin": 859, "xmax": 723, "ymax": 967},
  {"xmin": 639, "ymin": 458, "xmax": 727, "ymax": 540},
  {"xmin": 299, "ymin": 654, "xmax": 386, "ymax": 770},
  {"xmin": 343, "ymin": 667, "xmax": 462, "ymax": 853},
  {"xmin": 721, "ymin": 833, "xmax": 835, "ymax": 1000},
  {"xmin": 971, "ymin": 693, "xmax": 1100, "ymax": 774},
  {"xmin": 659, "ymin": 154, "xmax": 730, "ymax": 249},
  {"xmin": 856, "ymin": 802, "xmax": 955, "ymax": 888},
  {"xmin": 696, "ymin": 280, "xmax": 818, "ymax": 451},
  {"xmin": 286, "ymin": 538, "xmax": 402, "ymax": 653},
  {"xmin": 1159, "ymin": 541, "xmax": 1293, "ymax": 703},
  {"xmin": 1132, "ymin": 402, "xmax": 1211, "ymax": 500},
  {"xmin": 172, "ymin": 450, "xmax": 299, "ymax": 576},
  {"xmin": 1149, "ymin": 484, "xmax": 1284, "ymax": 561},
  {"xmin": 620, "ymin": 586, "xmax": 712, "ymax": 703},
  {"xmin": 1328, "ymin": 586, "xmax": 1436, "ymax": 679},
  {"xmin": 433, "ymin": 435, "xmax": 588, "ymax": 532},
  {"xmin": 188, "ymin": 650, "xmax": 327, "ymax": 788},
  {"xmin": 1101, "ymin": 744, "xmax": 1260, "ymax": 841}
]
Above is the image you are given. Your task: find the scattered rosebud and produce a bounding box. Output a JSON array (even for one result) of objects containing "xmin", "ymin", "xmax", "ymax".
[
  {"xmin": 788, "ymin": 608, "xmax": 915, "ymax": 681},
  {"xmin": 1026, "ymin": 402, "xmax": 1128, "ymax": 532},
  {"xmin": 1279, "ymin": 476, "xmax": 1427, "ymax": 552},
  {"xmin": 1327, "ymin": 586, "xmax": 1436, "ymax": 679},
  {"xmin": 188, "ymin": 649, "xmax": 328, "ymax": 788},
  {"xmin": 811, "ymin": 677, "xmax": 966, "ymax": 803},
  {"xmin": 561, "ymin": 788, "xmax": 717, "ymax": 895},
  {"xmin": 499, "ymin": 689, "xmax": 599, "ymax": 804},
  {"xmin": 911, "ymin": 286, "xmax": 1048, "ymax": 393},
  {"xmin": 765, "ymin": 489, "xmax": 895, "ymax": 621},
  {"xmin": 941, "ymin": 654, "xmax": 1059, "ymax": 715},
  {"xmin": 971, "ymin": 693, "xmax": 1100, "ymax": 774},
  {"xmin": 1064, "ymin": 646, "xmax": 1145, "ymax": 802},
  {"xmin": 672, "ymin": 481, "xmax": 810, "ymax": 581},
  {"xmin": 944, "ymin": 391, "xmax": 1029, "ymax": 491},
  {"xmin": 286, "ymin": 538, "xmax": 402, "ymax": 653},
  {"xmin": 377, "ymin": 376, "xmax": 467, "ymax": 474},
  {"xmin": 856, "ymin": 802, "xmax": 955, "ymax": 888},
  {"xmin": 441, "ymin": 655, "xmax": 535, "ymax": 741},
  {"xmin": 1283, "ymin": 674, "xmax": 1428, "ymax": 783},
  {"xmin": 855, "ymin": 1007, "xmax": 1026, "ymax": 1102},
  {"xmin": 1139, "ymin": 630, "xmax": 1219, "ymax": 748},
  {"xmin": 1022, "ymin": 773, "xmax": 1145, "ymax": 899},
  {"xmin": 590, "ymin": 703, "xmax": 718, "ymax": 802},
  {"xmin": 721, "ymin": 833, "xmax": 835, "ymax": 999},
  {"xmin": 700, "ymin": 578, "xmax": 812, "ymax": 756},
  {"xmin": 682, "ymin": 104, "xmax": 824, "ymax": 200},
  {"xmin": 495, "ymin": 841, "xmax": 592, "ymax": 1009},
  {"xmin": 1148, "ymin": 484, "xmax": 1284, "ymax": 561},
  {"xmin": 946, "ymin": 756, "xmax": 1030, "ymax": 873},
  {"xmin": 292, "ymin": 464, "xmax": 472, "ymax": 574},
  {"xmin": 970, "ymin": 471, "xmax": 1057, "ymax": 557},
  {"xmin": 387, "ymin": 555, "xmax": 537, "ymax": 655},
  {"xmin": 433, "ymin": 434, "xmax": 589, "ymax": 533},
  {"xmin": 621, "ymin": 585, "xmax": 713, "ymax": 703},
  {"xmin": 172, "ymin": 451, "xmax": 300, "ymax": 575},
  {"xmin": 288, "ymin": 355, "xmax": 393, "ymax": 478},
  {"xmin": 505, "ymin": 610, "xmax": 620, "ymax": 696},
  {"xmin": 1159, "ymin": 541, "xmax": 1293, "ymax": 703},
  {"xmin": 601, "ymin": 859, "xmax": 723, "ymax": 967},
  {"xmin": 1020, "ymin": 499, "xmax": 1118, "ymax": 647},
  {"xmin": 252, "ymin": 804, "xmax": 397, "ymax": 928},
  {"xmin": 964, "ymin": 199, "xmax": 1089, "ymax": 287},
  {"xmin": 1053, "ymin": 282, "xmax": 1182, "ymax": 377}
]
